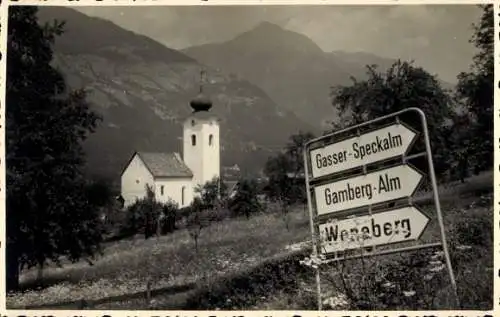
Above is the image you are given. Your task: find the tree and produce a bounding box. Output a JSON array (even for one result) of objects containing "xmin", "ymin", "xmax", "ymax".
[
  {"xmin": 229, "ymin": 178, "xmax": 262, "ymax": 219},
  {"xmin": 6, "ymin": 7, "xmax": 102, "ymax": 291},
  {"xmin": 456, "ymin": 4, "xmax": 493, "ymax": 173},
  {"xmin": 194, "ymin": 177, "xmax": 228, "ymax": 210},
  {"xmin": 142, "ymin": 185, "xmax": 162, "ymax": 239},
  {"xmin": 331, "ymin": 60, "xmax": 454, "ymax": 179},
  {"xmin": 160, "ymin": 200, "xmax": 179, "ymax": 235},
  {"xmin": 447, "ymin": 112, "xmax": 474, "ymax": 182},
  {"xmin": 285, "ymin": 131, "xmax": 314, "ymax": 205},
  {"xmin": 265, "ymin": 131, "xmax": 315, "ymax": 202},
  {"xmin": 120, "ymin": 185, "xmax": 165, "ymax": 239},
  {"xmin": 84, "ymin": 177, "xmax": 116, "ymax": 236},
  {"xmin": 264, "ymin": 153, "xmax": 295, "ymax": 229},
  {"xmin": 263, "ymin": 131, "xmax": 314, "ymax": 227},
  {"xmin": 84, "ymin": 177, "xmax": 114, "ymax": 209},
  {"xmin": 186, "ymin": 197, "xmax": 209, "ymax": 252},
  {"xmin": 285, "ymin": 131, "xmax": 315, "ymax": 179}
]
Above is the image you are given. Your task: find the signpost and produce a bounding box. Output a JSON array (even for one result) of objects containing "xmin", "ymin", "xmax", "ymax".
[
  {"xmin": 310, "ymin": 122, "xmax": 418, "ymax": 179},
  {"xmin": 303, "ymin": 108, "xmax": 459, "ymax": 310},
  {"xmin": 318, "ymin": 206, "xmax": 430, "ymax": 253},
  {"xmin": 314, "ymin": 164, "xmax": 423, "ymax": 216}
]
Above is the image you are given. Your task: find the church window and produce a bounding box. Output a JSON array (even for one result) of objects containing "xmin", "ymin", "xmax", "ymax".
[
  {"xmin": 160, "ymin": 185, "xmax": 164, "ymax": 196},
  {"xmin": 209, "ymin": 134, "xmax": 213, "ymax": 146},
  {"xmin": 136, "ymin": 179, "xmax": 140, "ymax": 184},
  {"xmin": 181, "ymin": 186, "xmax": 185, "ymax": 205},
  {"xmin": 191, "ymin": 119, "xmax": 195, "ymax": 126},
  {"xmin": 191, "ymin": 134, "xmax": 196, "ymax": 146}
]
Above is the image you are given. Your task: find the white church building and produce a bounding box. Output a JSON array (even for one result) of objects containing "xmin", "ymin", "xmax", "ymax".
[{"xmin": 120, "ymin": 77, "xmax": 220, "ymax": 208}]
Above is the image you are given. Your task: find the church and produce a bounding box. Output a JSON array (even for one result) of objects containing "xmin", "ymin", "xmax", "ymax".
[{"xmin": 120, "ymin": 74, "xmax": 220, "ymax": 208}]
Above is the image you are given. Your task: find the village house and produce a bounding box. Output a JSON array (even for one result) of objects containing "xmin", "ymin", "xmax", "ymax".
[{"xmin": 120, "ymin": 73, "xmax": 220, "ymax": 208}]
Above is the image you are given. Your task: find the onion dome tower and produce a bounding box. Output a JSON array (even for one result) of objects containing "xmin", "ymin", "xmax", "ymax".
[
  {"xmin": 190, "ymin": 70, "xmax": 213, "ymax": 113},
  {"xmin": 183, "ymin": 69, "xmax": 220, "ymax": 192}
]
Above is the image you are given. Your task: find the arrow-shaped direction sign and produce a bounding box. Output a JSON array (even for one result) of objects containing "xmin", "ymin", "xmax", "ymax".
[
  {"xmin": 314, "ymin": 164, "xmax": 423, "ymax": 216},
  {"xmin": 318, "ymin": 206, "xmax": 430, "ymax": 254},
  {"xmin": 309, "ymin": 123, "xmax": 418, "ymax": 179}
]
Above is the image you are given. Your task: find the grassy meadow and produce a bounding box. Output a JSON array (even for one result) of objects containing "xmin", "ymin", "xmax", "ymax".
[{"xmin": 6, "ymin": 172, "xmax": 493, "ymax": 310}]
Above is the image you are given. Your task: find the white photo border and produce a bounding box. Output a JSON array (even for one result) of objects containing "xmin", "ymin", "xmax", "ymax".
[{"xmin": 0, "ymin": 1, "xmax": 497, "ymax": 317}]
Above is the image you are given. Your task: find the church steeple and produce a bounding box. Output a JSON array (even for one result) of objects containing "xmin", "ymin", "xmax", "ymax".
[
  {"xmin": 190, "ymin": 69, "xmax": 213, "ymax": 113},
  {"xmin": 183, "ymin": 68, "xmax": 220, "ymax": 193}
]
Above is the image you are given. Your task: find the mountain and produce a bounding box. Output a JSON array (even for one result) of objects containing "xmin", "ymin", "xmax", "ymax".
[
  {"xmin": 182, "ymin": 22, "xmax": 397, "ymax": 128},
  {"xmin": 36, "ymin": 7, "xmax": 315, "ymax": 182}
]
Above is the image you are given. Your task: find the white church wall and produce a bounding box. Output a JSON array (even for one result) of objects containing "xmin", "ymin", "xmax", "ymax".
[
  {"xmin": 183, "ymin": 119, "xmax": 202, "ymax": 189},
  {"xmin": 200, "ymin": 122, "xmax": 220, "ymax": 185},
  {"xmin": 154, "ymin": 177, "xmax": 193, "ymax": 208},
  {"xmin": 183, "ymin": 117, "xmax": 220, "ymax": 191},
  {"xmin": 121, "ymin": 154, "xmax": 154, "ymax": 208}
]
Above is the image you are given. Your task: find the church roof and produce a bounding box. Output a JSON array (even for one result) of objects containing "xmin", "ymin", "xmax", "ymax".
[
  {"xmin": 190, "ymin": 92, "xmax": 213, "ymax": 112},
  {"xmin": 190, "ymin": 69, "xmax": 213, "ymax": 113},
  {"xmin": 136, "ymin": 152, "xmax": 193, "ymax": 178}
]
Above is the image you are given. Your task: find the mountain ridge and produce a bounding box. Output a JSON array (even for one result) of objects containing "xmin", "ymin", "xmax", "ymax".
[
  {"xmin": 36, "ymin": 7, "xmax": 316, "ymax": 181},
  {"xmin": 183, "ymin": 22, "xmax": 457, "ymax": 124},
  {"xmin": 182, "ymin": 22, "xmax": 398, "ymax": 127},
  {"xmin": 33, "ymin": 8, "xmax": 455, "ymax": 182}
]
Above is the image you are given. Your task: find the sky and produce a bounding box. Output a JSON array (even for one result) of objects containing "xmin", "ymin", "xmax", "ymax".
[{"xmin": 75, "ymin": 5, "xmax": 483, "ymax": 83}]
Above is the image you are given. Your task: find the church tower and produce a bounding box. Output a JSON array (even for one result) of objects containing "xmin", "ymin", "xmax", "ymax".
[{"xmin": 183, "ymin": 70, "xmax": 220, "ymax": 191}]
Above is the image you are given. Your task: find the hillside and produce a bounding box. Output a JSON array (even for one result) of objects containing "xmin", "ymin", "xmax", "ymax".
[
  {"xmin": 182, "ymin": 22, "xmax": 397, "ymax": 128},
  {"xmin": 36, "ymin": 7, "xmax": 315, "ymax": 181},
  {"xmin": 7, "ymin": 172, "xmax": 493, "ymax": 310}
]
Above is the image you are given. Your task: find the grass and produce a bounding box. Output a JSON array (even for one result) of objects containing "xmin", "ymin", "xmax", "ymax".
[
  {"xmin": 248, "ymin": 193, "xmax": 493, "ymax": 310},
  {"xmin": 8, "ymin": 204, "xmax": 312, "ymax": 309},
  {"xmin": 7, "ymin": 171, "xmax": 493, "ymax": 310}
]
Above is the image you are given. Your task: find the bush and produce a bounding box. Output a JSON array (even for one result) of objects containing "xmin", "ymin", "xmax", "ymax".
[
  {"xmin": 176, "ymin": 206, "xmax": 192, "ymax": 227},
  {"xmin": 119, "ymin": 201, "xmax": 145, "ymax": 238},
  {"xmin": 176, "ymin": 200, "xmax": 232, "ymax": 234},
  {"xmin": 100, "ymin": 202, "xmax": 127, "ymax": 239},
  {"xmin": 182, "ymin": 249, "xmax": 309, "ymax": 309},
  {"xmin": 118, "ymin": 185, "xmax": 179, "ymax": 239},
  {"xmin": 195, "ymin": 177, "xmax": 229, "ymax": 210},
  {"xmin": 120, "ymin": 199, "xmax": 162, "ymax": 239},
  {"xmin": 453, "ymin": 216, "xmax": 492, "ymax": 247},
  {"xmin": 228, "ymin": 178, "xmax": 262, "ymax": 219},
  {"xmin": 159, "ymin": 200, "xmax": 178, "ymax": 235},
  {"xmin": 205, "ymin": 207, "xmax": 232, "ymax": 223},
  {"xmin": 312, "ymin": 249, "xmax": 449, "ymax": 310},
  {"xmin": 186, "ymin": 197, "xmax": 211, "ymax": 252},
  {"xmin": 451, "ymin": 196, "xmax": 493, "ymax": 250}
]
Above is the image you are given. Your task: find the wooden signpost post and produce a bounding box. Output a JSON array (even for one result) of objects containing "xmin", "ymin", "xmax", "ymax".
[{"xmin": 303, "ymin": 107, "xmax": 459, "ymax": 310}]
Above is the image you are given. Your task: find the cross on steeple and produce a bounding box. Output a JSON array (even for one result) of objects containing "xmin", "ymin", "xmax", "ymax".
[
  {"xmin": 190, "ymin": 68, "xmax": 212, "ymax": 113},
  {"xmin": 199, "ymin": 69, "xmax": 206, "ymax": 94}
]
